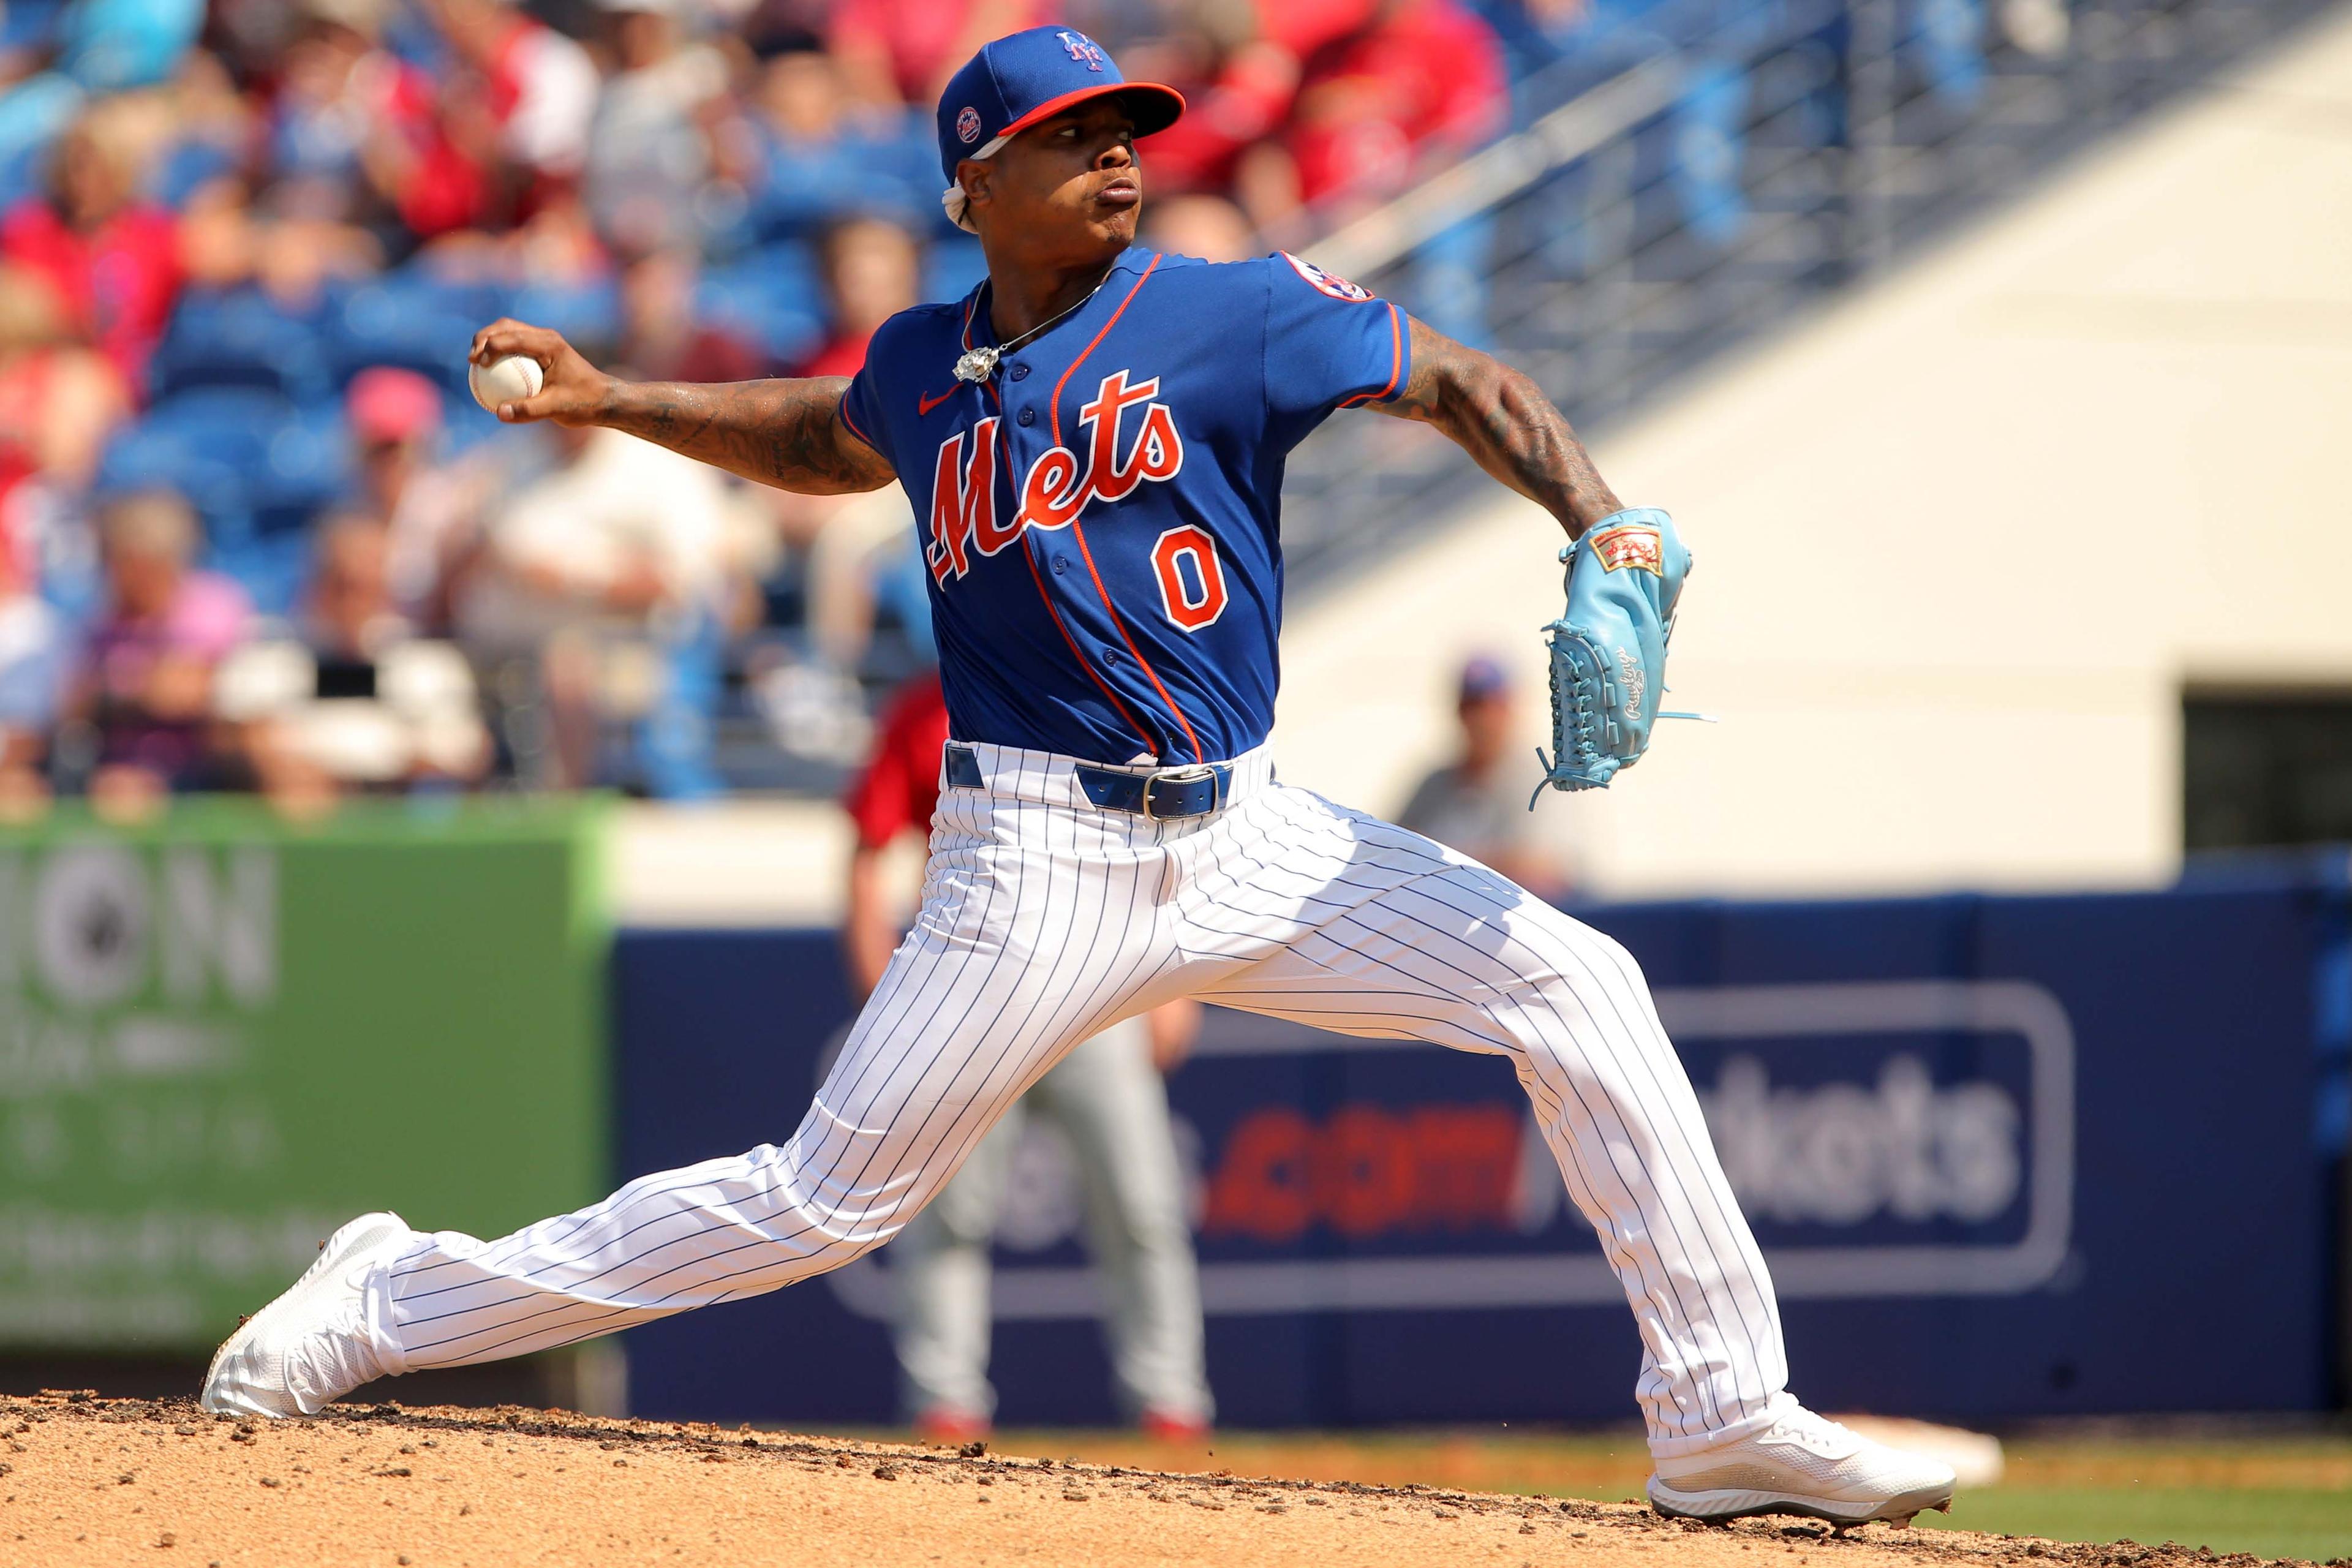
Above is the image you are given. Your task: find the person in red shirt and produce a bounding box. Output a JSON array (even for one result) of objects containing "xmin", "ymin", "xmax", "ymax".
[
  {"xmin": 0, "ymin": 107, "xmax": 183, "ymax": 390},
  {"xmin": 1095, "ymin": 0, "xmax": 1374, "ymax": 200},
  {"xmin": 423, "ymin": 0, "xmax": 601, "ymax": 211},
  {"xmin": 839, "ymin": 668, "xmax": 952, "ymax": 988},
  {"xmin": 828, "ymin": 0, "xmax": 1040, "ymax": 109},
  {"xmin": 1283, "ymin": 0, "xmax": 1507, "ymax": 209},
  {"xmin": 842, "ymin": 668, "xmax": 1214, "ymax": 1441}
]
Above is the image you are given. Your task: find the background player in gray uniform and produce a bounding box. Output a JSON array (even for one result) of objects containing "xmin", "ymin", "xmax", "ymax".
[
  {"xmin": 843, "ymin": 668, "xmax": 1212, "ymax": 1441},
  {"xmin": 1397, "ymin": 653, "xmax": 1574, "ymax": 899}
]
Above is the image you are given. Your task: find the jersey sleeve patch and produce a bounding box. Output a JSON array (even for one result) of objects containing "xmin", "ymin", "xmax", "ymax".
[{"xmin": 1280, "ymin": 251, "xmax": 1375, "ymax": 303}]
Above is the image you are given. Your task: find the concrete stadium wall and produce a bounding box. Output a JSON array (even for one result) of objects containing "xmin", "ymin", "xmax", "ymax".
[{"xmin": 1273, "ymin": 9, "xmax": 2352, "ymax": 899}]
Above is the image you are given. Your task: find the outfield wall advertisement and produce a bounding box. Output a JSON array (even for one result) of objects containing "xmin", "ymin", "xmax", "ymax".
[
  {"xmin": 613, "ymin": 879, "xmax": 2342, "ymax": 1427},
  {"xmin": 0, "ymin": 802, "xmax": 608, "ymax": 1352}
]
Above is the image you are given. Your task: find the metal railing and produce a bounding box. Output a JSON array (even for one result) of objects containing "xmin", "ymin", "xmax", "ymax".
[{"xmin": 1277, "ymin": 0, "xmax": 2342, "ymax": 593}]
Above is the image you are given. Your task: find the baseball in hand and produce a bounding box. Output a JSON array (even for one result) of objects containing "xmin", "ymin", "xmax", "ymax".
[{"xmin": 469, "ymin": 353, "xmax": 543, "ymax": 413}]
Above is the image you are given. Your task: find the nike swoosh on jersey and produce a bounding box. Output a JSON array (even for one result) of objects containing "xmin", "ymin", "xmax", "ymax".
[{"xmin": 918, "ymin": 388, "xmax": 956, "ymax": 416}]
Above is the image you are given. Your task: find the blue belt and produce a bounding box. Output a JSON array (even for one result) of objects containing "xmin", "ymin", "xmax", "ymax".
[{"xmin": 944, "ymin": 744, "xmax": 1234, "ymax": 821}]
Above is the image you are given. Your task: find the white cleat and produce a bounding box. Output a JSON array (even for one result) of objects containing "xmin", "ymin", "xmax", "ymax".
[
  {"xmin": 201, "ymin": 1212, "xmax": 417, "ymax": 1419},
  {"xmin": 1647, "ymin": 1398, "xmax": 1959, "ymax": 1528}
]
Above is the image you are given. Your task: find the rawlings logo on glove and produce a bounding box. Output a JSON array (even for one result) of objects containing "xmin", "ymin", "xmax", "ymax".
[
  {"xmin": 1531, "ymin": 507, "xmax": 1692, "ymax": 802},
  {"xmin": 1588, "ymin": 523, "xmax": 1664, "ymax": 575}
]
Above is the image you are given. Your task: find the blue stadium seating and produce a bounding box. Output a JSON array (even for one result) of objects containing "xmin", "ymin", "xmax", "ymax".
[
  {"xmin": 0, "ymin": 0, "xmax": 62, "ymax": 51},
  {"xmin": 745, "ymin": 120, "xmax": 938, "ymax": 246},
  {"xmin": 146, "ymin": 135, "xmax": 239, "ymax": 209},
  {"xmin": 96, "ymin": 399, "xmax": 261, "ymax": 543},
  {"xmin": 206, "ymin": 531, "xmax": 312, "ymax": 617},
  {"xmin": 328, "ymin": 272, "xmax": 497, "ymax": 399},
  {"xmin": 246, "ymin": 401, "xmax": 348, "ymax": 537},
  {"xmin": 0, "ymin": 142, "xmax": 37, "ymax": 213},
  {"xmin": 507, "ymin": 276, "xmax": 623, "ymax": 349},
  {"xmin": 149, "ymin": 287, "xmax": 333, "ymax": 403},
  {"xmin": 95, "ymin": 388, "xmax": 350, "ymax": 609},
  {"xmin": 693, "ymin": 243, "xmax": 825, "ymax": 367},
  {"xmin": 923, "ymin": 235, "xmax": 988, "ymax": 307}
]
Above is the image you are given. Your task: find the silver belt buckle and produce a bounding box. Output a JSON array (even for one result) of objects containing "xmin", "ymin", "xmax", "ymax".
[{"xmin": 1139, "ymin": 763, "xmax": 1220, "ymax": 823}]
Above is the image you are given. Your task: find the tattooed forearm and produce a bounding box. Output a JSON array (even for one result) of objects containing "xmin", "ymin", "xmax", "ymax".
[
  {"xmin": 600, "ymin": 377, "xmax": 897, "ymax": 495},
  {"xmin": 1372, "ymin": 318, "xmax": 1621, "ymax": 537}
]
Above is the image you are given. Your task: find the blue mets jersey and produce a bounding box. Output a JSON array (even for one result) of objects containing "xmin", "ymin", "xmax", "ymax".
[{"xmin": 837, "ymin": 246, "xmax": 1411, "ymax": 766}]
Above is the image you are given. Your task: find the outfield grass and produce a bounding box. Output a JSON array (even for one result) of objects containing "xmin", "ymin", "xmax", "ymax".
[
  {"xmin": 1920, "ymin": 1486, "xmax": 2352, "ymax": 1562},
  {"xmin": 974, "ymin": 1427, "xmax": 2352, "ymax": 1562}
]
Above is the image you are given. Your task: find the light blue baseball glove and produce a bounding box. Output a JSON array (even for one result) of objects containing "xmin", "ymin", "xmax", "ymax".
[{"xmin": 1531, "ymin": 507, "xmax": 1692, "ymax": 802}]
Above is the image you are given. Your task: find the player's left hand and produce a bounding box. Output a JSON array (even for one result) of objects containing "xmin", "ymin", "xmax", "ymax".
[{"xmin": 1531, "ymin": 508, "xmax": 1691, "ymax": 800}]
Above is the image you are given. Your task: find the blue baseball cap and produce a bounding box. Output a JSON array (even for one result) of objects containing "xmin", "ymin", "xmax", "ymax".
[
  {"xmin": 935, "ymin": 26, "xmax": 1185, "ymax": 217},
  {"xmin": 1459, "ymin": 655, "xmax": 1513, "ymax": 703}
]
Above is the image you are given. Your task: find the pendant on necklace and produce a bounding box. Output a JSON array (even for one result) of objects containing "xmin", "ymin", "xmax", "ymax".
[{"xmin": 953, "ymin": 347, "xmax": 1000, "ymax": 384}]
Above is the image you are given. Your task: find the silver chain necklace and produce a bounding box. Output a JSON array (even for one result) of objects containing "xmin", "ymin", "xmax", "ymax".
[{"xmin": 952, "ymin": 265, "xmax": 1117, "ymax": 384}]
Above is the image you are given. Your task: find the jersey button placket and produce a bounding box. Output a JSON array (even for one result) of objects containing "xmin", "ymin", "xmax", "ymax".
[
  {"xmin": 1017, "ymin": 407, "xmax": 1035, "ymax": 426},
  {"xmin": 1008, "ymin": 362, "xmax": 1030, "ymax": 381}
]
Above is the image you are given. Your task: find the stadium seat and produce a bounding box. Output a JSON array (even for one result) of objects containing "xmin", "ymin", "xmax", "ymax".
[
  {"xmin": 98, "ymin": 388, "xmax": 347, "ymax": 560},
  {"xmin": 1906, "ymin": 0, "xmax": 1988, "ymax": 108},
  {"xmin": 246, "ymin": 402, "xmax": 349, "ymax": 537},
  {"xmin": 0, "ymin": 68, "xmax": 77, "ymax": 197},
  {"xmin": 0, "ymin": 0, "xmax": 63, "ymax": 52},
  {"xmin": 149, "ymin": 287, "xmax": 333, "ymax": 403},
  {"xmin": 206, "ymin": 531, "xmax": 312, "ymax": 617},
  {"xmin": 1672, "ymin": 59, "xmax": 1751, "ymax": 244},
  {"xmin": 146, "ymin": 135, "xmax": 239, "ymax": 208},
  {"xmin": 507, "ymin": 276, "xmax": 622, "ymax": 347},
  {"xmin": 924, "ymin": 235, "xmax": 988, "ymax": 306},
  {"xmin": 96, "ymin": 410, "xmax": 258, "ymax": 545},
  {"xmin": 748, "ymin": 121, "xmax": 936, "ymax": 245},
  {"xmin": 693, "ymin": 244, "xmax": 824, "ymax": 367},
  {"xmin": 328, "ymin": 273, "xmax": 494, "ymax": 399},
  {"xmin": 0, "ymin": 142, "xmax": 37, "ymax": 213}
]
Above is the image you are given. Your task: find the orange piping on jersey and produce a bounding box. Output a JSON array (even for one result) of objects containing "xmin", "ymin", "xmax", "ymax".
[
  {"xmin": 1020, "ymin": 525, "xmax": 1161, "ymax": 757},
  {"xmin": 1340, "ymin": 302, "xmax": 1405, "ymax": 408},
  {"xmin": 1044, "ymin": 257, "xmax": 1207, "ymax": 764},
  {"xmin": 1047, "ymin": 257, "xmax": 1157, "ymax": 446},
  {"xmin": 836, "ymin": 389, "xmax": 880, "ymax": 451}
]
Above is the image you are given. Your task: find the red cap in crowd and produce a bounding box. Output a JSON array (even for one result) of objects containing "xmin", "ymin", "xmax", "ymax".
[{"xmin": 346, "ymin": 367, "xmax": 444, "ymax": 447}]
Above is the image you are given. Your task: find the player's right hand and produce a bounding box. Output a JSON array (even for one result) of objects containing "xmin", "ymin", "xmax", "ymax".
[{"xmin": 468, "ymin": 318, "xmax": 612, "ymax": 426}]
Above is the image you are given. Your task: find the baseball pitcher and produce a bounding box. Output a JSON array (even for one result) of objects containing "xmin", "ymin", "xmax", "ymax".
[{"xmin": 205, "ymin": 24, "xmax": 1956, "ymax": 1528}]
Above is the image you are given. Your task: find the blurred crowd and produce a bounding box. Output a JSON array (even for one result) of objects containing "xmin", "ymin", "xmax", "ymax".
[{"xmin": 0, "ymin": 0, "xmax": 1610, "ymax": 809}]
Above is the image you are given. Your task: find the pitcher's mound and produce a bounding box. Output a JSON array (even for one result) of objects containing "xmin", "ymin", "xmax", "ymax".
[{"xmin": 0, "ymin": 1392, "xmax": 2289, "ymax": 1567}]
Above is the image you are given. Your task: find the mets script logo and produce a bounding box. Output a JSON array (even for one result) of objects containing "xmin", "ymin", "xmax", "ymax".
[
  {"xmin": 955, "ymin": 105, "xmax": 982, "ymax": 144},
  {"xmin": 925, "ymin": 368, "xmax": 1183, "ymax": 584},
  {"xmin": 1058, "ymin": 30, "xmax": 1106, "ymax": 69}
]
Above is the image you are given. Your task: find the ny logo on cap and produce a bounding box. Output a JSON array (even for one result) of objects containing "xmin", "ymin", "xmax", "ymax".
[
  {"xmin": 956, "ymin": 105, "xmax": 982, "ymax": 143},
  {"xmin": 1058, "ymin": 29, "xmax": 1106, "ymax": 69}
]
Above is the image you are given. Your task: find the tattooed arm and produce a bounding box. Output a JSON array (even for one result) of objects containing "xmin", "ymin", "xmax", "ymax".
[
  {"xmin": 597, "ymin": 376, "xmax": 894, "ymax": 494},
  {"xmin": 1369, "ymin": 317, "xmax": 1619, "ymax": 538},
  {"xmin": 467, "ymin": 318, "xmax": 896, "ymax": 495}
]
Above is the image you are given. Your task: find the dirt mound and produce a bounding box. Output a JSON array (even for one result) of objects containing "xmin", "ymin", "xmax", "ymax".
[{"xmin": 0, "ymin": 1391, "xmax": 2316, "ymax": 1568}]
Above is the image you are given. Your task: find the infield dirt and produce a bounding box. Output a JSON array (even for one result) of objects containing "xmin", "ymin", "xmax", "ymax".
[{"xmin": 0, "ymin": 1392, "xmax": 2317, "ymax": 1568}]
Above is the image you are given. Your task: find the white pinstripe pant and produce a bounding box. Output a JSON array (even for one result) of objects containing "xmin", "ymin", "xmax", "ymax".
[{"xmin": 365, "ymin": 742, "xmax": 1789, "ymax": 1453}]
